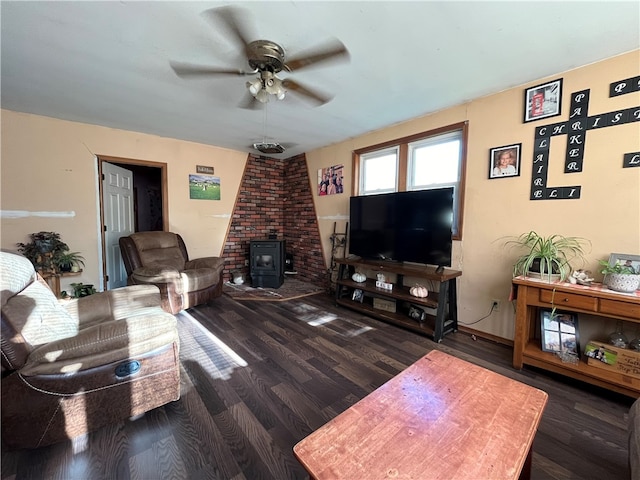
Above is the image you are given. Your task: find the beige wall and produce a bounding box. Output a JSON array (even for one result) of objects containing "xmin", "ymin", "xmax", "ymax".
[
  {"xmin": 307, "ymin": 50, "xmax": 640, "ymax": 340},
  {"xmin": 2, "ymin": 51, "xmax": 638, "ymax": 340},
  {"xmin": 1, "ymin": 112, "xmax": 247, "ymax": 292}
]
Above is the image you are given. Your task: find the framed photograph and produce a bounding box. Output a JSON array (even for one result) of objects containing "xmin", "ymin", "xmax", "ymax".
[
  {"xmin": 189, "ymin": 174, "xmax": 220, "ymax": 200},
  {"xmin": 608, "ymin": 253, "xmax": 640, "ymax": 275},
  {"xmin": 489, "ymin": 144, "xmax": 521, "ymax": 179},
  {"xmin": 540, "ymin": 310, "xmax": 579, "ymax": 356},
  {"xmin": 318, "ymin": 164, "xmax": 345, "ymax": 196},
  {"xmin": 352, "ymin": 289, "xmax": 364, "ymax": 303},
  {"xmin": 524, "ymin": 78, "xmax": 563, "ymax": 123}
]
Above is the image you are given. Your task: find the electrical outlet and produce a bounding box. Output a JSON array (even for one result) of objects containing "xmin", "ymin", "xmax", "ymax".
[
  {"xmin": 244, "ymin": 259, "xmax": 249, "ymax": 266},
  {"xmin": 492, "ymin": 299, "xmax": 501, "ymax": 312}
]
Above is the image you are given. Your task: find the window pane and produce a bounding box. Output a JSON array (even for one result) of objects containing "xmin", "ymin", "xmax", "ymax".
[
  {"xmin": 409, "ymin": 131, "xmax": 462, "ymax": 189},
  {"xmin": 412, "ymin": 140, "xmax": 460, "ymax": 186},
  {"xmin": 362, "ymin": 149, "xmax": 397, "ymax": 193}
]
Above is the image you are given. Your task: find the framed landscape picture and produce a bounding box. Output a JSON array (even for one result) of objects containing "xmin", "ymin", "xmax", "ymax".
[{"xmin": 189, "ymin": 174, "xmax": 220, "ymax": 200}]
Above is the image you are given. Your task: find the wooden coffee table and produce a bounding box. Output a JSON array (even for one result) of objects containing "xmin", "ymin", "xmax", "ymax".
[{"xmin": 294, "ymin": 350, "xmax": 548, "ymax": 480}]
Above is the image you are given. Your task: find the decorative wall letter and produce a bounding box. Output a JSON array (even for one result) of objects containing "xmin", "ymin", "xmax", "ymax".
[{"xmin": 528, "ymin": 79, "xmax": 640, "ymax": 201}]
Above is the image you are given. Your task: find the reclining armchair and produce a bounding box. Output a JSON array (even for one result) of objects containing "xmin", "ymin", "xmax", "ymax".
[
  {"xmin": 1, "ymin": 251, "xmax": 180, "ymax": 449},
  {"xmin": 119, "ymin": 231, "xmax": 224, "ymax": 314}
]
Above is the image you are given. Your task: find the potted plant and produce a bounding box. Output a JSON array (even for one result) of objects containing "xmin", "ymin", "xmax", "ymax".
[
  {"xmin": 69, "ymin": 282, "xmax": 97, "ymax": 298},
  {"xmin": 17, "ymin": 231, "xmax": 69, "ymax": 272},
  {"xmin": 599, "ymin": 260, "xmax": 640, "ymax": 293},
  {"xmin": 506, "ymin": 231, "xmax": 590, "ymax": 282},
  {"xmin": 54, "ymin": 251, "xmax": 85, "ymax": 273}
]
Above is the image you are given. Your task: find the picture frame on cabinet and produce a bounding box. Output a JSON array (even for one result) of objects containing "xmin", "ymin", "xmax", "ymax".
[
  {"xmin": 608, "ymin": 253, "xmax": 640, "ymax": 275},
  {"xmin": 524, "ymin": 78, "xmax": 562, "ymax": 122},
  {"xmin": 540, "ymin": 310, "xmax": 579, "ymax": 356},
  {"xmin": 489, "ymin": 144, "xmax": 521, "ymax": 179},
  {"xmin": 352, "ymin": 289, "xmax": 364, "ymax": 303}
]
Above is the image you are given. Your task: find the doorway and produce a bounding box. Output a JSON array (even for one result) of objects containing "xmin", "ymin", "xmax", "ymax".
[{"xmin": 97, "ymin": 155, "xmax": 168, "ymax": 290}]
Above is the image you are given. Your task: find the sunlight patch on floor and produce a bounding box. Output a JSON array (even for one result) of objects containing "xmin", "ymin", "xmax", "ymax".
[
  {"xmin": 343, "ymin": 325, "xmax": 374, "ymax": 337},
  {"xmin": 290, "ymin": 301, "xmax": 338, "ymax": 326},
  {"xmin": 178, "ymin": 311, "xmax": 248, "ymax": 381},
  {"xmin": 289, "ymin": 301, "xmax": 374, "ymax": 337}
]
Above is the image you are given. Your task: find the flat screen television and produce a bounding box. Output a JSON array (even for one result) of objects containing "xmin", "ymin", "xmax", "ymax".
[{"xmin": 348, "ymin": 187, "xmax": 453, "ymax": 267}]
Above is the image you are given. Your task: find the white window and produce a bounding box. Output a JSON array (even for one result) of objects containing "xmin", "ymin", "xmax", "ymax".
[
  {"xmin": 354, "ymin": 122, "xmax": 467, "ymax": 240},
  {"xmin": 360, "ymin": 147, "xmax": 398, "ymax": 195}
]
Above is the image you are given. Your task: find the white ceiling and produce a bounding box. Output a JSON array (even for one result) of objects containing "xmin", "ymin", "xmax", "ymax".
[{"xmin": 2, "ymin": 1, "xmax": 639, "ymax": 158}]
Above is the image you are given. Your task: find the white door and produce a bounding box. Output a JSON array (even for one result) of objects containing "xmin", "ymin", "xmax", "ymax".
[{"xmin": 102, "ymin": 162, "xmax": 134, "ymax": 289}]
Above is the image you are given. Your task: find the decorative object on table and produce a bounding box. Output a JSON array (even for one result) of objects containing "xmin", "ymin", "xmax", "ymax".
[
  {"xmin": 352, "ymin": 289, "xmax": 364, "ymax": 302},
  {"xmin": 540, "ymin": 310, "xmax": 579, "ymax": 357},
  {"xmin": 488, "ymin": 143, "xmax": 521, "ymax": 179},
  {"xmin": 409, "ymin": 284, "xmax": 429, "ymax": 298},
  {"xmin": 372, "ymin": 297, "xmax": 396, "ymax": 313},
  {"xmin": 408, "ymin": 305, "xmax": 427, "ymax": 323},
  {"xmin": 505, "ymin": 231, "xmax": 590, "ymax": 282},
  {"xmin": 585, "ymin": 341, "xmax": 640, "ymax": 380},
  {"xmin": 608, "ymin": 320, "xmax": 629, "ymax": 348},
  {"xmin": 375, "ymin": 280, "xmax": 393, "ymax": 291},
  {"xmin": 568, "ymin": 269, "xmax": 594, "ymax": 286},
  {"xmin": 351, "ymin": 272, "xmax": 366, "ymax": 283},
  {"xmin": 231, "ymin": 271, "xmax": 245, "ymax": 285},
  {"xmin": 523, "ymin": 78, "xmax": 563, "ymax": 123},
  {"xmin": 600, "ymin": 254, "xmax": 640, "ymax": 293},
  {"xmin": 376, "ymin": 272, "xmax": 386, "ymax": 283}
]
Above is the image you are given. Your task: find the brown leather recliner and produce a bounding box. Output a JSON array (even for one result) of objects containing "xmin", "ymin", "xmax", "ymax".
[
  {"xmin": 1, "ymin": 251, "xmax": 180, "ymax": 449},
  {"xmin": 119, "ymin": 231, "xmax": 224, "ymax": 314}
]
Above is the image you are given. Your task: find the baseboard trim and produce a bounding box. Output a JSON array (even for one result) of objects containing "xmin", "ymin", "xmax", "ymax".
[{"xmin": 457, "ymin": 326, "xmax": 513, "ymax": 348}]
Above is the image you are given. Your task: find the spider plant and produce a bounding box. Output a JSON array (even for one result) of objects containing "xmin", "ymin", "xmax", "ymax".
[{"xmin": 506, "ymin": 231, "xmax": 590, "ymax": 282}]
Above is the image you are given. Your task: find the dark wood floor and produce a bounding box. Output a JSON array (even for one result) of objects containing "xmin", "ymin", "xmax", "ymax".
[{"xmin": 2, "ymin": 293, "xmax": 635, "ymax": 479}]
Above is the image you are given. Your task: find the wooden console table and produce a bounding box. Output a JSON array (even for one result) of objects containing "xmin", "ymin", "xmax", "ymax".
[
  {"xmin": 294, "ymin": 350, "xmax": 548, "ymax": 480},
  {"xmin": 334, "ymin": 258, "xmax": 461, "ymax": 342},
  {"xmin": 513, "ymin": 276, "xmax": 640, "ymax": 398}
]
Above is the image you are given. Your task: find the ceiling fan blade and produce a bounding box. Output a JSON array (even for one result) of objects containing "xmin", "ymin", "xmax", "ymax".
[
  {"xmin": 170, "ymin": 61, "xmax": 251, "ymax": 78},
  {"xmin": 282, "ymin": 79, "xmax": 332, "ymax": 106},
  {"xmin": 285, "ymin": 39, "xmax": 349, "ymax": 72},
  {"xmin": 201, "ymin": 6, "xmax": 254, "ymax": 57}
]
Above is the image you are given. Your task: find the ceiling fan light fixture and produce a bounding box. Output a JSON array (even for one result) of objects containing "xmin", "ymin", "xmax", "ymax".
[
  {"xmin": 247, "ymin": 78, "xmax": 262, "ymax": 96},
  {"xmin": 255, "ymin": 89, "xmax": 270, "ymax": 103}
]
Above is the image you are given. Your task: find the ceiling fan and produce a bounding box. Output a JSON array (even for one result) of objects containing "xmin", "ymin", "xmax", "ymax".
[{"xmin": 170, "ymin": 6, "xmax": 350, "ymax": 109}]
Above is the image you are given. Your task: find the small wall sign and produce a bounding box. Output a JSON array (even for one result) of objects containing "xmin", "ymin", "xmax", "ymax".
[{"xmin": 196, "ymin": 165, "xmax": 214, "ymax": 175}]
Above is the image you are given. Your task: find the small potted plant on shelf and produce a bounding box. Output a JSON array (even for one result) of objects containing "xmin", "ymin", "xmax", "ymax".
[
  {"xmin": 68, "ymin": 282, "xmax": 97, "ymax": 298},
  {"xmin": 54, "ymin": 251, "xmax": 85, "ymax": 273},
  {"xmin": 599, "ymin": 259, "xmax": 640, "ymax": 293},
  {"xmin": 505, "ymin": 231, "xmax": 590, "ymax": 282}
]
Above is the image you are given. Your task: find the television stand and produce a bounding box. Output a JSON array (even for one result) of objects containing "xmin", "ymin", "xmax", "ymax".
[{"xmin": 334, "ymin": 258, "xmax": 462, "ymax": 342}]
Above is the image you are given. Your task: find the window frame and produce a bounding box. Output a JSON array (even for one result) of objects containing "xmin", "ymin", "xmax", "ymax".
[{"xmin": 352, "ymin": 121, "xmax": 468, "ymax": 241}]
